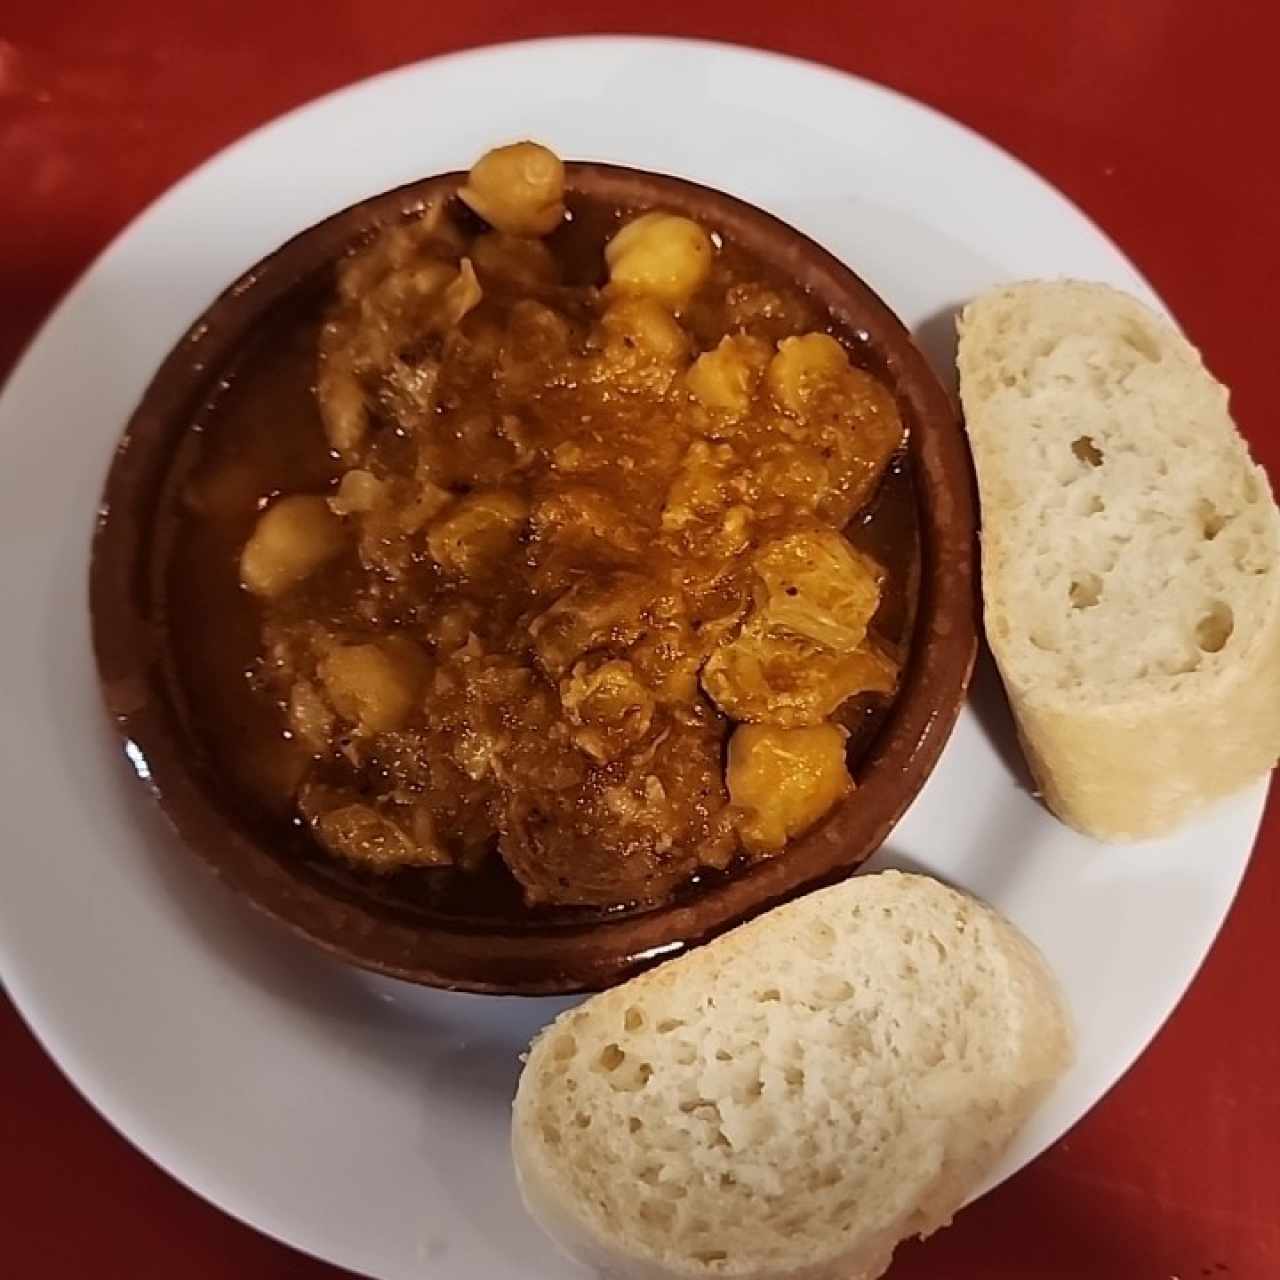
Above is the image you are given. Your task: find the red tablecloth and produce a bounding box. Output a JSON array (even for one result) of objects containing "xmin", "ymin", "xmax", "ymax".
[{"xmin": 2, "ymin": 3, "xmax": 1277, "ymax": 1276}]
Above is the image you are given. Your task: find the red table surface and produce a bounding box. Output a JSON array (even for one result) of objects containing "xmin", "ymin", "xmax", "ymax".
[{"xmin": 2, "ymin": 2, "xmax": 1277, "ymax": 1276}]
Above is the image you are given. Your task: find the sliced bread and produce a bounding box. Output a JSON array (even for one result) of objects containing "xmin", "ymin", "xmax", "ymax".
[
  {"xmin": 512, "ymin": 870, "xmax": 1070, "ymax": 1280},
  {"xmin": 957, "ymin": 281, "xmax": 1280, "ymax": 839}
]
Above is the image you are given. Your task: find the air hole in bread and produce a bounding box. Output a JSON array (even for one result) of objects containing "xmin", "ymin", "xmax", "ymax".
[
  {"xmin": 551, "ymin": 1034, "xmax": 577, "ymax": 1061},
  {"xmin": 784, "ymin": 1065, "xmax": 805, "ymax": 1088},
  {"xmin": 1071, "ymin": 435, "xmax": 1104, "ymax": 467},
  {"xmin": 1029, "ymin": 629, "xmax": 1057, "ymax": 651},
  {"xmin": 693, "ymin": 1250, "xmax": 729, "ymax": 1264},
  {"xmin": 807, "ymin": 920, "xmax": 837, "ymax": 957},
  {"xmin": 1086, "ymin": 494, "xmax": 1105, "ymax": 515},
  {"xmin": 575, "ymin": 1111, "xmax": 591, "ymax": 1129},
  {"xmin": 542, "ymin": 1122, "xmax": 561, "ymax": 1147},
  {"xmin": 828, "ymin": 1196, "xmax": 858, "ymax": 1223},
  {"xmin": 679, "ymin": 1097, "xmax": 720, "ymax": 1115},
  {"xmin": 1069, "ymin": 574, "xmax": 1102, "ymax": 609},
  {"xmin": 618, "ymin": 1063, "xmax": 654, "ymax": 1093},
  {"xmin": 1196, "ymin": 601, "xmax": 1234, "ymax": 652},
  {"xmin": 639, "ymin": 1198, "xmax": 675, "ymax": 1228},
  {"xmin": 655, "ymin": 1018, "xmax": 684, "ymax": 1034},
  {"xmin": 1197, "ymin": 498, "xmax": 1226, "ymax": 540},
  {"xmin": 628, "ymin": 1115, "xmax": 643, "ymax": 1133},
  {"xmin": 756, "ymin": 987, "xmax": 782, "ymax": 1004},
  {"xmin": 597, "ymin": 1043, "xmax": 625, "ymax": 1072},
  {"xmin": 715, "ymin": 1048, "xmax": 733, "ymax": 1062},
  {"xmin": 813, "ymin": 975, "xmax": 855, "ymax": 1005},
  {"xmin": 624, "ymin": 1006, "xmax": 645, "ymax": 1032}
]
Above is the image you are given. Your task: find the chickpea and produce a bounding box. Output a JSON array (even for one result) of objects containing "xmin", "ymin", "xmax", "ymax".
[
  {"xmin": 686, "ymin": 334, "xmax": 771, "ymax": 412},
  {"xmin": 766, "ymin": 332, "xmax": 851, "ymax": 414},
  {"xmin": 726, "ymin": 723, "xmax": 852, "ymax": 853},
  {"xmin": 595, "ymin": 297, "xmax": 690, "ymax": 395},
  {"xmin": 239, "ymin": 495, "xmax": 347, "ymax": 598},
  {"xmin": 328, "ymin": 469, "xmax": 385, "ymax": 516},
  {"xmin": 318, "ymin": 638, "xmax": 428, "ymax": 735},
  {"xmin": 316, "ymin": 358, "xmax": 367, "ymax": 453},
  {"xmin": 604, "ymin": 212, "xmax": 713, "ymax": 307},
  {"xmin": 600, "ymin": 296, "xmax": 690, "ymax": 363},
  {"xmin": 458, "ymin": 142, "xmax": 565, "ymax": 237}
]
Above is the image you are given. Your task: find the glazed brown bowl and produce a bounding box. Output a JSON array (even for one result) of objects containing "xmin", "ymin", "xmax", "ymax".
[{"xmin": 91, "ymin": 163, "xmax": 977, "ymax": 994}]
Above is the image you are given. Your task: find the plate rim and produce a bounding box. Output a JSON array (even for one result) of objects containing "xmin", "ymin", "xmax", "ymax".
[{"xmin": 0, "ymin": 33, "xmax": 1263, "ymax": 1279}]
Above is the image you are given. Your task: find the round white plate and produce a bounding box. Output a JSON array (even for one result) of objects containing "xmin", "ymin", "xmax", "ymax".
[{"xmin": 0, "ymin": 36, "xmax": 1265, "ymax": 1280}]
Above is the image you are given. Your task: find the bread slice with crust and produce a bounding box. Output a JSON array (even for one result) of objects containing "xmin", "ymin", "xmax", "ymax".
[
  {"xmin": 512, "ymin": 870, "xmax": 1070, "ymax": 1280},
  {"xmin": 957, "ymin": 280, "xmax": 1280, "ymax": 839}
]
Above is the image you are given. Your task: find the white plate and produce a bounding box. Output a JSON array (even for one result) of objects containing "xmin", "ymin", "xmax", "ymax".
[{"xmin": 0, "ymin": 36, "xmax": 1265, "ymax": 1280}]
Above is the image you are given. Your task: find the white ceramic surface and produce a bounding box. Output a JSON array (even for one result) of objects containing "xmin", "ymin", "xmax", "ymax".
[{"xmin": 0, "ymin": 36, "xmax": 1266, "ymax": 1280}]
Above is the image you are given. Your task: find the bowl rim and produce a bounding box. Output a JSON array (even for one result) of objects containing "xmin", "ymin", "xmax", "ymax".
[{"xmin": 89, "ymin": 161, "xmax": 978, "ymax": 993}]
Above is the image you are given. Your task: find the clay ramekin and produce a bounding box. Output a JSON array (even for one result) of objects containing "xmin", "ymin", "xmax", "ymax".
[{"xmin": 90, "ymin": 164, "xmax": 977, "ymax": 994}]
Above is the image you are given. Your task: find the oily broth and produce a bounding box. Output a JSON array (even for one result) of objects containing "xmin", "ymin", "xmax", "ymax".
[{"xmin": 158, "ymin": 194, "xmax": 921, "ymax": 926}]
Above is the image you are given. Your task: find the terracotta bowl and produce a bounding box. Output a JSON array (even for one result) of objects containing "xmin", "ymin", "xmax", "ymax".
[{"xmin": 91, "ymin": 164, "xmax": 977, "ymax": 994}]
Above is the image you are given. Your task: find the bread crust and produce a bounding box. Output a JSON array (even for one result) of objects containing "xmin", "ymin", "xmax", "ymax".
[{"xmin": 999, "ymin": 621, "xmax": 1280, "ymax": 838}]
